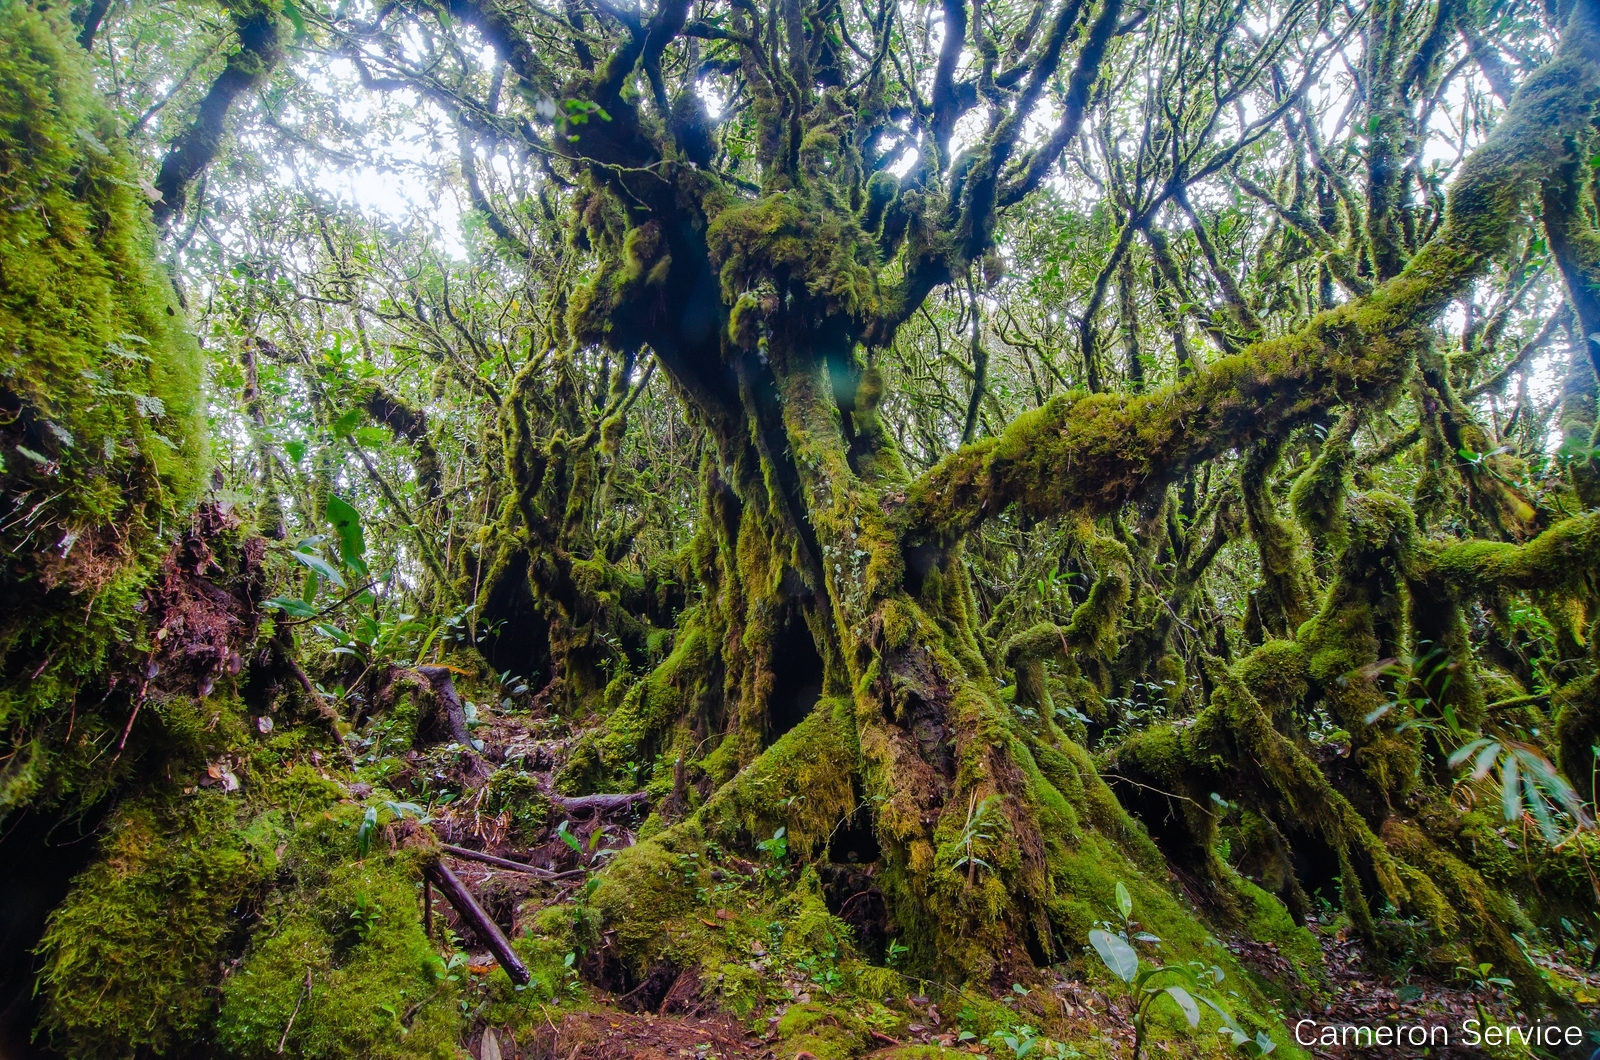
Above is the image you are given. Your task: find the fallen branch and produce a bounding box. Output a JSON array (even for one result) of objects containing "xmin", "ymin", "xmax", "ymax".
[
  {"xmin": 549, "ymin": 792, "xmax": 650, "ymax": 817},
  {"xmin": 440, "ymin": 843, "xmax": 586, "ymax": 880},
  {"xmin": 277, "ymin": 647, "xmax": 355, "ymax": 764},
  {"xmin": 424, "ymin": 861, "xmax": 531, "ymax": 985},
  {"xmin": 276, "ymin": 969, "xmax": 311, "ymax": 1054}
]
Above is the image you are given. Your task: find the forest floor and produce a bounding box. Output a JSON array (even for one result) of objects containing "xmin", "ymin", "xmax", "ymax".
[
  {"xmin": 478, "ymin": 924, "xmax": 1597, "ymax": 1060},
  {"xmin": 393, "ymin": 700, "xmax": 1600, "ymax": 1060}
]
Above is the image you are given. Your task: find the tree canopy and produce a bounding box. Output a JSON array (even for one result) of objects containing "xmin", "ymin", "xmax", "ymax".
[{"xmin": 2, "ymin": 0, "xmax": 1600, "ymax": 1051}]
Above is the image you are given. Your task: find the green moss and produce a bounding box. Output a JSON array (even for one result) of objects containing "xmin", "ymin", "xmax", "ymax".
[
  {"xmin": 35, "ymin": 792, "xmax": 273, "ymax": 1058},
  {"xmin": 0, "ymin": 0, "xmax": 206, "ymax": 814},
  {"xmin": 1231, "ymin": 870, "xmax": 1324, "ymax": 981},
  {"xmin": 775, "ymin": 1001, "xmax": 872, "ymax": 1060},
  {"xmin": 704, "ymin": 192, "xmax": 882, "ymax": 322},
  {"xmin": 699, "ymin": 698, "xmax": 859, "ymax": 854},
  {"xmin": 557, "ymin": 618, "xmax": 712, "ymax": 793},
  {"xmin": 1431, "ymin": 512, "xmax": 1600, "ymax": 596},
  {"xmin": 216, "ymin": 807, "xmax": 461, "ymax": 1059}
]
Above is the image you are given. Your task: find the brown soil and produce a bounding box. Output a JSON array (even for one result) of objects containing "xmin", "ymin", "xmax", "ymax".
[{"xmin": 522, "ymin": 1010, "xmax": 772, "ymax": 1060}]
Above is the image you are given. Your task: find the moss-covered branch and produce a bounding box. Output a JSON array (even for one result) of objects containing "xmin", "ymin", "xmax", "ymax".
[
  {"xmin": 1428, "ymin": 510, "xmax": 1600, "ymax": 594},
  {"xmin": 901, "ymin": 2, "xmax": 1600, "ymax": 548},
  {"xmin": 150, "ymin": 0, "xmax": 283, "ymax": 227}
]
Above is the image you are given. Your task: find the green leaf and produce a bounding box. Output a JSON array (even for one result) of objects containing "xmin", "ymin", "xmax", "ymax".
[
  {"xmin": 357, "ymin": 805, "xmax": 377, "ymax": 856},
  {"xmin": 289, "ymin": 548, "xmax": 346, "ymax": 588},
  {"xmin": 1089, "ymin": 928, "xmax": 1139, "ymax": 983},
  {"xmin": 1255, "ymin": 1031, "xmax": 1277, "ymax": 1055},
  {"xmin": 1470, "ymin": 742, "xmax": 1501, "ymax": 781},
  {"xmin": 1523, "ymin": 772, "xmax": 1561, "ymax": 843},
  {"xmin": 1198, "ymin": 994, "xmax": 1243, "ymax": 1034},
  {"xmin": 1116, "ymin": 881, "xmax": 1133, "ymax": 920},
  {"xmin": 266, "ymin": 595, "xmax": 317, "ymax": 617},
  {"xmin": 325, "ymin": 495, "xmax": 368, "ymax": 575},
  {"xmin": 284, "ymin": 439, "xmax": 307, "ymax": 462},
  {"xmin": 313, "ymin": 622, "xmax": 350, "ymax": 643},
  {"xmin": 280, "ymin": 0, "xmax": 307, "ymax": 36},
  {"xmin": 1447, "ymin": 737, "xmax": 1495, "ymax": 770},
  {"xmin": 1164, "ymin": 986, "xmax": 1200, "ymax": 1028},
  {"xmin": 557, "ymin": 822, "xmax": 582, "ymax": 853},
  {"xmin": 1500, "ymin": 753, "xmax": 1522, "ymax": 822},
  {"xmin": 332, "ymin": 409, "xmax": 365, "ymax": 437},
  {"xmin": 353, "ymin": 425, "xmax": 389, "ymax": 446}
]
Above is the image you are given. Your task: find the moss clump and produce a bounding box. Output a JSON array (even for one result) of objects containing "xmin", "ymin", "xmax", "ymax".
[
  {"xmin": 480, "ymin": 769, "xmax": 551, "ymax": 840},
  {"xmin": 557, "ymin": 618, "xmax": 713, "ymax": 793},
  {"xmin": 216, "ymin": 805, "xmax": 461, "ymax": 1059},
  {"xmin": 0, "ymin": 0, "xmax": 205, "ymax": 813},
  {"xmin": 705, "ymin": 192, "xmax": 882, "ymax": 322},
  {"xmin": 775, "ymin": 1001, "xmax": 873, "ymax": 1060},
  {"xmin": 35, "ymin": 791, "xmax": 273, "ymax": 1059}
]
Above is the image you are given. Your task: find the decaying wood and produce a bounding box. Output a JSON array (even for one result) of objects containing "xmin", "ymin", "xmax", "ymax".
[
  {"xmin": 548, "ymin": 792, "xmax": 649, "ymax": 817},
  {"xmin": 440, "ymin": 843, "xmax": 586, "ymax": 879}
]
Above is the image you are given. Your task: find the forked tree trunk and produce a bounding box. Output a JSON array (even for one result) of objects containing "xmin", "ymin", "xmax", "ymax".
[{"xmin": 513, "ymin": 0, "xmax": 1600, "ymax": 993}]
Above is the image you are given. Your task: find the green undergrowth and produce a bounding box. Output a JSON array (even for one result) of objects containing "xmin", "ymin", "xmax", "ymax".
[
  {"xmin": 35, "ymin": 786, "xmax": 275, "ymax": 1057},
  {"xmin": 216, "ymin": 807, "xmax": 459, "ymax": 1060}
]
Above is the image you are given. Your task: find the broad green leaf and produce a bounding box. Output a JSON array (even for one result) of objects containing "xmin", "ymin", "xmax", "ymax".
[
  {"xmin": 289, "ymin": 548, "xmax": 346, "ymax": 588},
  {"xmin": 266, "ymin": 595, "xmax": 316, "ymax": 617},
  {"xmin": 1164, "ymin": 986, "xmax": 1200, "ymax": 1028},
  {"xmin": 325, "ymin": 495, "xmax": 368, "ymax": 575},
  {"xmin": 313, "ymin": 622, "xmax": 349, "ymax": 643},
  {"xmin": 1500, "ymin": 753, "xmax": 1521, "ymax": 822},
  {"xmin": 280, "ymin": 0, "xmax": 306, "ymax": 36},
  {"xmin": 1089, "ymin": 929, "xmax": 1139, "ymax": 983},
  {"xmin": 1116, "ymin": 881, "xmax": 1133, "ymax": 920}
]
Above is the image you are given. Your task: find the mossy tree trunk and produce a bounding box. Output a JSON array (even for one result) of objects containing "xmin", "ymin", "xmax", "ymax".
[{"xmin": 464, "ymin": 0, "xmax": 1600, "ymax": 987}]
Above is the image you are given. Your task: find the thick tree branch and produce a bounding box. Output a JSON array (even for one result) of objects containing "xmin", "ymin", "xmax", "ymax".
[
  {"xmin": 152, "ymin": 1, "xmax": 282, "ymax": 228},
  {"xmin": 900, "ymin": 1, "xmax": 1600, "ymax": 548}
]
